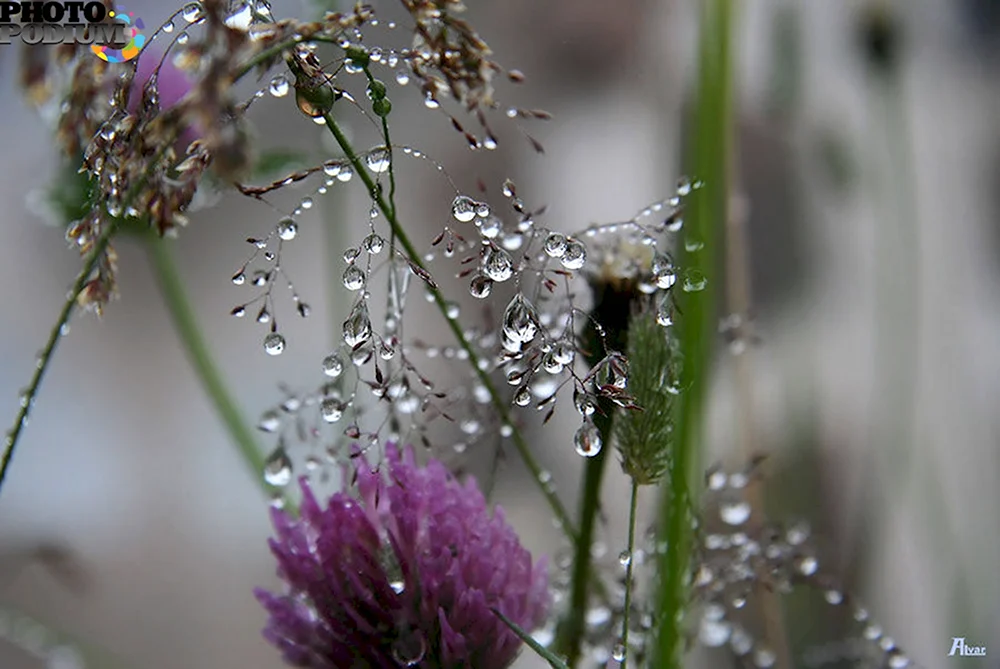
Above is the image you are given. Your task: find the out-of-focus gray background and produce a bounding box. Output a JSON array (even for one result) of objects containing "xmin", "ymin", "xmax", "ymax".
[{"xmin": 1, "ymin": 0, "xmax": 999, "ymax": 667}]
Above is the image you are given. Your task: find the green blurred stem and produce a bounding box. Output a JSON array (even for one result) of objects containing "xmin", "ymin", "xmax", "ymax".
[
  {"xmin": 146, "ymin": 234, "xmax": 290, "ymax": 509},
  {"xmin": 654, "ymin": 0, "xmax": 732, "ymax": 666},
  {"xmin": 320, "ymin": 111, "xmax": 577, "ymax": 541},
  {"xmin": 555, "ymin": 407, "xmax": 611, "ymax": 667},
  {"xmin": 0, "ymin": 223, "xmax": 118, "ymax": 497},
  {"xmin": 620, "ymin": 480, "xmax": 639, "ymax": 669}
]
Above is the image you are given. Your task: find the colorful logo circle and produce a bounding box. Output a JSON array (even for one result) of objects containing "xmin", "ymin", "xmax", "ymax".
[{"xmin": 91, "ymin": 6, "xmax": 146, "ymax": 63}]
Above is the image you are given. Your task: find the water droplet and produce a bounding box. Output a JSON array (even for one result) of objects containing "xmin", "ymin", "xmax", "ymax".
[
  {"xmin": 445, "ymin": 302, "xmax": 460, "ymax": 319},
  {"xmin": 552, "ymin": 342, "xmax": 575, "ymax": 365},
  {"xmin": 574, "ymin": 418, "xmax": 602, "ymax": 457},
  {"xmin": 263, "ymin": 443, "xmax": 292, "ymax": 486},
  {"xmin": 887, "ymin": 651, "xmax": 910, "ymax": 668},
  {"xmin": 560, "ymin": 239, "xmax": 587, "ymax": 270},
  {"xmin": 322, "ymin": 160, "xmax": 341, "ymax": 177},
  {"xmin": 321, "ymin": 398, "xmax": 344, "ymax": 423},
  {"xmin": 543, "ymin": 232, "xmax": 567, "ymax": 258},
  {"xmin": 699, "ymin": 616, "xmax": 731, "ymax": 647},
  {"xmin": 618, "ymin": 550, "xmax": 631, "ymax": 567},
  {"xmin": 365, "ymin": 147, "xmax": 390, "ymax": 173},
  {"xmin": 719, "ymin": 500, "xmax": 751, "ymax": 525},
  {"xmin": 682, "ymin": 269, "xmax": 707, "ymax": 292},
  {"xmin": 656, "ymin": 306, "xmax": 673, "ymax": 327},
  {"xmin": 584, "ymin": 605, "xmax": 611, "ymax": 627},
  {"xmin": 753, "ymin": 647, "xmax": 776, "ymax": 668},
  {"xmin": 300, "ymin": 197, "xmax": 314, "ymax": 210},
  {"xmin": 389, "ymin": 578, "xmax": 405, "ymax": 594},
  {"xmin": 231, "ymin": 271, "xmax": 246, "ymax": 285},
  {"xmin": 363, "ymin": 233, "xmax": 384, "ymax": 254},
  {"xmin": 677, "ymin": 177, "xmax": 692, "ymax": 196},
  {"xmin": 258, "ymin": 410, "xmax": 280, "ymax": 432},
  {"xmin": 655, "ymin": 268, "xmax": 677, "ymax": 290},
  {"xmin": 483, "ymin": 246, "xmax": 513, "ymax": 282},
  {"xmin": 451, "ymin": 195, "xmax": 476, "ymax": 223},
  {"xmin": 469, "ymin": 274, "xmax": 492, "ymax": 299},
  {"xmin": 513, "ymin": 386, "xmax": 532, "ymax": 407},
  {"xmin": 824, "ymin": 589, "xmax": 843, "ymax": 605},
  {"xmin": 263, "ymin": 332, "xmax": 286, "ymax": 355},
  {"xmin": 231, "ymin": 306, "xmax": 246, "ymax": 318},
  {"xmin": 181, "ymin": 2, "xmax": 203, "ymax": 23},
  {"xmin": 343, "ymin": 265, "xmax": 365, "ymax": 291},
  {"xmin": 786, "ymin": 522, "xmax": 809, "ymax": 545},
  {"xmin": 162, "ymin": 20, "xmax": 175, "ymax": 33},
  {"xmin": 502, "ymin": 294, "xmax": 540, "ymax": 344},
  {"xmin": 478, "ymin": 215, "xmax": 502, "ymax": 239},
  {"xmin": 277, "ymin": 217, "xmax": 298, "ymax": 241},
  {"xmin": 267, "ymin": 75, "xmax": 290, "ymax": 99},
  {"xmin": 319, "ymin": 353, "xmax": 343, "ymax": 379},
  {"xmin": 343, "ymin": 301, "xmax": 372, "ymax": 347},
  {"xmin": 796, "ymin": 556, "xmax": 818, "ymax": 576},
  {"xmin": 542, "ymin": 353, "xmax": 563, "ymax": 374},
  {"xmin": 336, "ymin": 165, "xmax": 353, "ymax": 182},
  {"xmin": 395, "ymin": 70, "xmax": 410, "ymax": 85},
  {"xmin": 573, "ymin": 388, "xmax": 596, "ymax": 416},
  {"xmin": 391, "ymin": 628, "xmax": 426, "ymax": 666}
]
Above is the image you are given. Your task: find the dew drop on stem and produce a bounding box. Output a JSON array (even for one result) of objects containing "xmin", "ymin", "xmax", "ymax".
[
  {"xmin": 559, "ymin": 239, "xmax": 587, "ymax": 270},
  {"xmin": 343, "ymin": 265, "xmax": 365, "ymax": 291},
  {"xmin": 258, "ymin": 410, "xmax": 281, "ymax": 432},
  {"xmin": 574, "ymin": 418, "xmax": 602, "ymax": 457},
  {"xmin": 263, "ymin": 442, "xmax": 293, "ymax": 487},
  {"xmin": 502, "ymin": 293, "xmax": 540, "ymax": 344},
  {"xmin": 277, "ymin": 217, "xmax": 298, "ymax": 241},
  {"xmin": 469, "ymin": 274, "xmax": 492, "ymax": 299},
  {"xmin": 543, "ymin": 232, "xmax": 567, "ymax": 258},
  {"xmin": 263, "ymin": 332, "xmax": 286, "ymax": 356},
  {"xmin": 269, "ymin": 75, "xmax": 289, "ymax": 97},
  {"xmin": 451, "ymin": 195, "xmax": 476, "ymax": 223},
  {"xmin": 343, "ymin": 301, "xmax": 372, "ymax": 347}
]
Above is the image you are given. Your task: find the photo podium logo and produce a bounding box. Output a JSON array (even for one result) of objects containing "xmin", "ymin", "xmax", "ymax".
[{"xmin": 0, "ymin": 2, "xmax": 146, "ymax": 61}]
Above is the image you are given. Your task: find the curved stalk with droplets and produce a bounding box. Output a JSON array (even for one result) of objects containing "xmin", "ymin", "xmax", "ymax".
[{"xmin": 321, "ymin": 110, "xmax": 578, "ymax": 542}]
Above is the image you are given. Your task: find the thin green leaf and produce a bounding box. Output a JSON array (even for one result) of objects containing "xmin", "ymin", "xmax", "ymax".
[{"xmin": 490, "ymin": 608, "xmax": 568, "ymax": 669}]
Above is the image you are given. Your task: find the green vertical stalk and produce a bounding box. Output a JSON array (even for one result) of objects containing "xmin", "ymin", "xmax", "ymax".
[
  {"xmin": 619, "ymin": 480, "xmax": 639, "ymax": 669},
  {"xmin": 147, "ymin": 234, "xmax": 292, "ymax": 510},
  {"xmin": 653, "ymin": 0, "xmax": 733, "ymax": 666}
]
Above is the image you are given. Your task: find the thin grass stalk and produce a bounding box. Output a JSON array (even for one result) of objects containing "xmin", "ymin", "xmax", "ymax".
[{"xmin": 653, "ymin": 0, "xmax": 733, "ymax": 665}]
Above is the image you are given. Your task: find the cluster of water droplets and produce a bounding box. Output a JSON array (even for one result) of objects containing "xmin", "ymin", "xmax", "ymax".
[
  {"xmin": 690, "ymin": 463, "xmax": 915, "ymax": 669},
  {"xmin": 0, "ymin": 606, "xmax": 86, "ymax": 669}
]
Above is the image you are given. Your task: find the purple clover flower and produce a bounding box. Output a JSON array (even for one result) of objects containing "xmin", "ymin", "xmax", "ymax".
[{"xmin": 255, "ymin": 444, "xmax": 550, "ymax": 668}]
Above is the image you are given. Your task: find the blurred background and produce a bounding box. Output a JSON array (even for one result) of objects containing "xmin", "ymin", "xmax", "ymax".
[{"xmin": 1, "ymin": 0, "xmax": 999, "ymax": 667}]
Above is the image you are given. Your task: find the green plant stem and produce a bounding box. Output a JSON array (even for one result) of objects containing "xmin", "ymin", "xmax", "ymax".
[
  {"xmin": 620, "ymin": 480, "xmax": 639, "ymax": 669},
  {"xmin": 492, "ymin": 608, "xmax": 569, "ymax": 669},
  {"xmin": 146, "ymin": 234, "xmax": 291, "ymax": 509},
  {"xmin": 654, "ymin": 0, "xmax": 732, "ymax": 666},
  {"xmin": 321, "ymin": 111, "xmax": 577, "ymax": 541},
  {"xmin": 0, "ymin": 223, "xmax": 117, "ymax": 497},
  {"xmin": 555, "ymin": 407, "xmax": 611, "ymax": 668}
]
